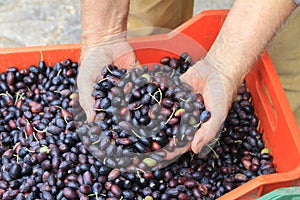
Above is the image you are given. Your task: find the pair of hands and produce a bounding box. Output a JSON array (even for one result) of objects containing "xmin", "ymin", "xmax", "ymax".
[{"xmin": 77, "ymin": 40, "xmax": 237, "ymax": 154}]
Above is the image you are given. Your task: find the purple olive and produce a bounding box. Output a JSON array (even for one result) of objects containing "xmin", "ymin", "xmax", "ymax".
[{"xmin": 199, "ymin": 110, "xmax": 211, "ymax": 123}]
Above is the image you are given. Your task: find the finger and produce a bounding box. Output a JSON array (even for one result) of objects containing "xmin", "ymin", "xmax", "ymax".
[
  {"xmin": 191, "ymin": 78, "xmax": 227, "ymax": 153},
  {"xmin": 164, "ymin": 143, "xmax": 191, "ymax": 160},
  {"xmin": 78, "ymin": 48, "xmax": 112, "ymax": 122},
  {"xmin": 77, "ymin": 73, "xmax": 96, "ymax": 123},
  {"xmin": 78, "ymin": 83, "xmax": 96, "ymax": 123},
  {"xmin": 191, "ymin": 114, "xmax": 223, "ymax": 154}
]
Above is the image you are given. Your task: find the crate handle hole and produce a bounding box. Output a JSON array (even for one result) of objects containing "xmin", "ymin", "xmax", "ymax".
[{"xmin": 261, "ymin": 82, "xmax": 278, "ymax": 131}]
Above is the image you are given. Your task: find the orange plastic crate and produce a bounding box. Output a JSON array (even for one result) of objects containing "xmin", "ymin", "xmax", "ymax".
[{"xmin": 1, "ymin": 10, "xmax": 300, "ymax": 199}]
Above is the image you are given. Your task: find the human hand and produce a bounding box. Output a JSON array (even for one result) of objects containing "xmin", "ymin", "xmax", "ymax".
[
  {"xmin": 77, "ymin": 40, "xmax": 136, "ymax": 122},
  {"xmin": 180, "ymin": 57, "xmax": 238, "ymax": 154}
]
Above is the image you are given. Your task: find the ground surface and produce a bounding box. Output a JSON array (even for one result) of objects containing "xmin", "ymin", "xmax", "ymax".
[{"xmin": 0, "ymin": 0, "xmax": 234, "ymax": 48}]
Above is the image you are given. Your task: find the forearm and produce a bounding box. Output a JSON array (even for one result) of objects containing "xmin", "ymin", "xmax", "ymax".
[
  {"xmin": 207, "ymin": 0, "xmax": 297, "ymax": 86},
  {"xmin": 81, "ymin": 0, "xmax": 130, "ymax": 48}
]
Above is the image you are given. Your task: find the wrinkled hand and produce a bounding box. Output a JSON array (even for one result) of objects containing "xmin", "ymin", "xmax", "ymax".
[
  {"xmin": 180, "ymin": 57, "xmax": 238, "ymax": 154},
  {"xmin": 78, "ymin": 40, "xmax": 136, "ymax": 122}
]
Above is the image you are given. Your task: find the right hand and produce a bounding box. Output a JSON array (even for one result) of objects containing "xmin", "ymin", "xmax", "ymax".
[
  {"xmin": 180, "ymin": 57, "xmax": 239, "ymax": 154},
  {"xmin": 77, "ymin": 39, "xmax": 137, "ymax": 122}
]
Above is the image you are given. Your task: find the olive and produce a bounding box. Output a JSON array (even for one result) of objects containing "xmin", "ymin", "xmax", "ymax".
[
  {"xmin": 9, "ymin": 164, "xmax": 22, "ymax": 179},
  {"xmin": 200, "ymin": 110, "xmax": 211, "ymax": 123},
  {"xmin": 111, "ymin": 184, "xmax": 122, "ymax": 198}
]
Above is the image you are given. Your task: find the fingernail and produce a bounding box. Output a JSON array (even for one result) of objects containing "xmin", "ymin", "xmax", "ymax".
[{"xmin": 194, "ymin": 148, "xmax": 201, "ymax": 154}]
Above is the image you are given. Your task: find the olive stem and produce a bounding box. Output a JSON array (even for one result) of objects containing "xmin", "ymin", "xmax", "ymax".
[
  {"xmin": 33, "ymin": 126, "xmax": 48, "ymax": 133},
  {"xmin": 194, "ymin": 121, "xmax": 203, "ymax": 128},
  {"xmin": 97, "ymin": 77, "xmax": 108, "ymax": 83},
  {"xmin": 6, "ymin": 91, "xmax": 13, "ymax": 98},
  {"xmin": 103, "ymin": 157, "xmax": 107, "ymax": 165},
  {"xmin": 206, "ymin": 144, "xmax": 219, "ymax": 159},
  {"xmin": 208, "ymin": 137, "xmax": 220, "ymax": 146},
  {"xmin": 19, "ymin": 93, "xmax": 25, "ymax": 100},
  {"xmin": 234, "ymin": 140, "xmax": 243, "ymax": 144},
  {"xmin": 94, "ymin": 108, "xmax": 106, "ymax": 112},
  {"xmin": 181, "ymin": 134, "xmax": 185, "ymax": 141},
  {"xmin": 25, "ymin": 147, "xmax": 35, "ymax": 153},
  {"xmin": 95, "ymin": 193, "xmax": 99, "ymax": 200},
  {"xmin": 148, "ymin": 93, "xmax": 160, "ymax": 105},
  {"xmin": 136, "ymin": 167, "xmax": 146, "ymax": 175},
  {"xmin": 185, "ymin": 56, "xmax": 190, "ymax": 63},
  {"xmin": 45, "ymin": 130, "xmax": 52, "ymax": 135},
  {"xmin": 170, "ymin": 69, "xmax": 175, "ymax": 78},
  {"xmin": 133, "ymin": 104, "xmax": 143, "ymax": 110},
  {"xmin": 92, "ymin": 139, "xmax": 100, "ymax": 145},
  {"xmin": 13, "ymin": 142, "xmax": 20, "ymax": 150},
  {"xmin": 173, "ymin": 135, "xmax": 177, "ymax": 146},
  {"xmin": 56, "ymin": 69, "xmax": 62, "ymax": 77},
  {"xmin": 13, "ymin": 154, "xmax": 20, "ymax": 163},
  {"xmin": 33, "ymin": 132, "xmax": 39, "ymax": 142},
  {"xmin": 136, "ymin": 168, "xmax": 144, "ymax": 181},
  {"xmin": 158, "ymin": 88, "xmax": 162, "ymax": 104},
  {"xmin": 165, "ymin": 108, "xmax": 176, "ymax": 125},
  {"xmin": 190, "ymin": 152, "xmax": 195, "ymax": 162},
  {"xmin": 105, "ymin": 64, "xmax": 112, "ymax": 74},
  {"xmin": 24, "ymin": 130, "xmax": 28, "ymax": 140},
  {"xmin": 100, "ymin": 193, "xmax": 106, "ymax": 197},
  {"xmin": 63, "ymin": 116, "xmax": 70, "ymax": 124},
  {"xmin": 180, "ymin": 97, "xmax": 188, "ymax": 102},
  {"xmin": 131, "ymin": 130, "xmax": 141, "ymax": 138},
  {"xmin": 55, "ymin": 105, "xmax": 63, "ymax": 110},
  {"xmin": 14, "ymin": 92, "xmax": 20, "ymax": 106}
]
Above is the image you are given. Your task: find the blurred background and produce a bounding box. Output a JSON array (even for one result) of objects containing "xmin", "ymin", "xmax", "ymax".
[{"xmin": 0, "ymin": 0, "xmax": 234, "ymax": 48}]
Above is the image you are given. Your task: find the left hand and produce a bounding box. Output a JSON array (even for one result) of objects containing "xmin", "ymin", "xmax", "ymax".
[{"xmin": 78, "ymin": 40, "xmax": 136, "ymax": 122}]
